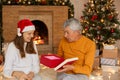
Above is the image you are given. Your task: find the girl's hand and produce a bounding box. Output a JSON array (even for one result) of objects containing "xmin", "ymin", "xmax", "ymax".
[
  {"xmin": 27, "ymin": 72, "xmax": 34, "ymax": 80},
  {"xmin": 19, "ymin": 73, "xmax": 30, "ymax": 80}
]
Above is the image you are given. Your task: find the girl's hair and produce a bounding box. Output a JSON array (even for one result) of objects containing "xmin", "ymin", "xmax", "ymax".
[
  {"xmin": 63, "ymin": 18, "xmax": 82, "ymax": 34},
  {"xmin": 13, "ymin": 35, "xmax": 36, "ymax": 58}
]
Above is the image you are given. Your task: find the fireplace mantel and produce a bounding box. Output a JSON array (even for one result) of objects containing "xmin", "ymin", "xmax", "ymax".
[{"xmin": 2, "ymin": 5, "xmax": 68, "ymax": 54}]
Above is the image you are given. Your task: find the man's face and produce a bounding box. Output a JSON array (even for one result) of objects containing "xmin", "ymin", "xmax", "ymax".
[{"xmin": 64, "ymin": 26, "xmax": 80, "ymax": 42}]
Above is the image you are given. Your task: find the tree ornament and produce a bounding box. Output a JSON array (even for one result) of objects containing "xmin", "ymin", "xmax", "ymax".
[
  {"xmin": 91, "ymin": 3, "xmax": 94, "ymax": 8},
  {"xmin": 86, "ymin": 21, "xmax": 89, "ymax": 24},
  {"xmin": 85, "ymin": 26, "xmax": 89, "ymax": 31},
  {"xmin": 88, "ymin": 9, "xmax": 91, "ymax": 12},
  {"xmin": 100, "ymin": 19, "xmax": 104, "ymax": 22},
  {"xmin": 97, "ymin": 26, "xmax": 102, "ymax": 30},
  {"xmin": 18, "ymin": 0, "xmax": 22, "ymax": 3},
  {"xmin": 97, "ymin": 35, "xmax": 101, "ymax": 40},
  {"xmin": 55, "ymin": 0, "xmax": 59, "ymax": 2},
  {"xmin": 108, "ymin": 15, "xmax": 113, "ymax": 20},
  {"xmin": 92, "ymin": 24, "xmax": 95, "ymax": 26},
  {"xmin": 62, "ymin": 2, "xmax": 65, "ymax": 5},
  {"xmin": 7, "ymin": 0, "xmax": 11, "ymax": 4},
  {"xmin": 82, "ymin": 30, "xmax": 85, "ymax": 33},
  {"xmin": 15, "ymin": 0, "xmax": 19, "ymax": 2},
  {"xmin": 101, "ymin": 7, "xmax": 105, "ymax": 11},
  {"xmin": 28, "ymin": 1, "xmax": 31, "ymax": 5},
  {"xmin": 41, "ymin": 0, "xmax": 47, "ymax": 5},
  {"xmin": 91, "ymin": 15, "xmax": 98, "ymax": 21},
  {"xmin": 111, "ymin": 28, "xmax": 114, "ymax": 33},
  {"xmin": 38, "ymin": 0, "xmax": 41, "ymax": 2},
  {"xmin": 23, "ymin": 1, "xmax": 26, "ymax": 4}
]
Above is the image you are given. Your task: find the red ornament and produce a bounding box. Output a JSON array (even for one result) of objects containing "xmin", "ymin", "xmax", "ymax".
[
  {"xmin": 41, "ymin": 0, "xmax": 47, "ymax": 5},
  {"xmin": 111, "ymin": 28, "xmax": 114, "ymax": 33},
  {"xmin": 85, "ymin": 26, "xmax": 89, "ymax": 31},
  {"xmin": 80, "ymin": 16, "xmax": 84, "ymax": 19},
  {"xmin": 96, "ymin": 35, "xmax": 101, "ymax": 40},
  {"xmin": 108, "ymin": 15, "xmax": 113, "ymax": 20},
  {"xmin": 15, "ymin": 0, "xmax": 19, "ymax": 3},
  {"xmin": 97, "ymin": 26, "xmax": 102, "ymax": 30},
  {"xmin": 91, "ymin": 15, "xmax": 98, "ymax": 21}
]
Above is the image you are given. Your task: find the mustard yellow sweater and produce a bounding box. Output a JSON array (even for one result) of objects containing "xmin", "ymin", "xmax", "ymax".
[{"xmin": 57, "ymin": 36, "xmax": 96, "ymax": 76}]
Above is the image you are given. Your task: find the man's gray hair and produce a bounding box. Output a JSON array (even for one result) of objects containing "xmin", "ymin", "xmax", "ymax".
[{"xmin": 63, "ymin": 18, "xmax": 82, "ymax": 33}]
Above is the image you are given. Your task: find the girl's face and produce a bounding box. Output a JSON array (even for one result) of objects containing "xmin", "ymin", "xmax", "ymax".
[{"xmin": 23, "ymin": 30, "xmax": 35, "ymax": 42}]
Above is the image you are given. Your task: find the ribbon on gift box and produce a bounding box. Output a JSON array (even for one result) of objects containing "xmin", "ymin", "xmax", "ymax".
[{"xmin": 101, "ymin": 58, "xmax": 117, "ymax": 66}]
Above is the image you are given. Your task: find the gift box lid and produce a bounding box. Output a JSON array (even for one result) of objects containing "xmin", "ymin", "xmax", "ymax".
[{"xmin": 40, "ymin": 54, "xmax": 64, "ymax": 68}]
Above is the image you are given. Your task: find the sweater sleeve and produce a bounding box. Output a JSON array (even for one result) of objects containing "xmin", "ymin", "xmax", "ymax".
[
  {"xmin": 57, "ymin": 39, "xmax": 64, "ymax": 57},
  {"xmin": 3, "ymin": 43, "xmax": 16, "ymax": 77},
  {"xmin": 73, "ymin": 42, "xmax": 96, "ymax": 76},
  {"xmin": 32, "ymin": 43, "xmax": 40, "ymax": 74}
]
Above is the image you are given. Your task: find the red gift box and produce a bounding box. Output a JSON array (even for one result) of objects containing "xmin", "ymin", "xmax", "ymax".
[{"xmin": 40, "ymin": 54, "xmax": 64, "ymax": 68}]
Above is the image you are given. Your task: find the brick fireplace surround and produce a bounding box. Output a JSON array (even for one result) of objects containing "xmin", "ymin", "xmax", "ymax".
[{"xmin": 2, "ymin": 5, "xmax": 68, "ymax": 54}]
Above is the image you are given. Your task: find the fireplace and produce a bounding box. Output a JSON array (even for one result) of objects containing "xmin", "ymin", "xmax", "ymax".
[
  {"xmin": 32, "ymin": 20, "xmax": 48, "ymax": 45},
  {"xmin": 2, "ymin": 5, "xmax": 68, "ymax": 54}
]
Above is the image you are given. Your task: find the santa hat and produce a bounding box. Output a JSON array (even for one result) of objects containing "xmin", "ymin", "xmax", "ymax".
[{"xmin": 17, "ymin": 19, "xmax": 35, "ymax": 36}]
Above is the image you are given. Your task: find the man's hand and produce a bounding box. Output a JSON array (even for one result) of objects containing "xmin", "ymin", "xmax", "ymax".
[{"xmin": 56, "ymin": 64, "xmax": 74, "ymax": 72}]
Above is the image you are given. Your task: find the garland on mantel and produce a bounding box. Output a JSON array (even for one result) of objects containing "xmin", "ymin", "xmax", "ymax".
[{"xmin": 2, "ymin": 0, "xmax": 74, "ymax": 18}]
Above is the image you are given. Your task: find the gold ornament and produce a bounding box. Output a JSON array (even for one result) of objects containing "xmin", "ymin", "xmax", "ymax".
[
  {"xmin": 82, "ymin": 30, "xmax": 85, "ymax": 33},
  {"xmin": 38, "ymin": 0, "xmax": 41, "ymax": 2},
  {"xmin": 92, "ymin": 24, "xmax": 95, "ymax": 26},
  {"xmin": 100, "ymin": 19, "xmax": 104, "ymax": 22},
  {"xmin": 7, "ymin": 1, "xmax": 11, "ymax": 4},
  {"xmin": 28, "ymin": 1, "xmax": 31, "ymax": 4},
  {"xmin": 91, "ymin": 4, "xmax": 94, "ymax": 8},
  {"xmin": 59, "ymin": 0, "xmax": 62, "ymax": 3},
  {"xmin": 55, "ymin": 0, "xmax": 59, "ymax": 2},
  {"xmin": 88, "ymin": 9, "xmax": 91, "ymax": 12},
  {"xmin": 19, "ymin": 0, "xmax": 22, "ymax": 2},
  {"xmin": 97, "ymin": 11, "xmax": 99, "ymax": 13},
  {"xmin": 89, "ymin": 0, "xmax": 94, "ymax": 3},
  {"xmin": 101, "ymin": 7, "xmax": 105, "ymax": 11},
  {"xmin": 87, "ymin": 21, "xmax": 89, "ymax": 24},
  {"xmin": 23, "ymin": 1, "xmax": 26, "ymax": 4},
  {"xmin": 62, "ymin": 2, "xmax": 65, "ymax": 5}
]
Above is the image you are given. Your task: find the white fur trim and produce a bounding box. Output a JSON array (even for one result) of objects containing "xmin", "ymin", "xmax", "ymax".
[
  {"xmin": 22, "ymin": 25, "xmax": 35, "ymax": 32},
  {"xmin": 17, "ymin": 28, "xmax": 22, "ymax": 36}
]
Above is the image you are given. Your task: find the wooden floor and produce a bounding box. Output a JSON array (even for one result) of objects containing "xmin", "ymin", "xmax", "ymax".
[{"xmin": 40, "ymin": 64, "xmax": 120, "ymax": 80}]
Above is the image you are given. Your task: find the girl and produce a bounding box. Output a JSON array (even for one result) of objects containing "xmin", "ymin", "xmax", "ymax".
[{"xmin": 3, "ymin": 19, "xmax": 41, "ymax": 80}]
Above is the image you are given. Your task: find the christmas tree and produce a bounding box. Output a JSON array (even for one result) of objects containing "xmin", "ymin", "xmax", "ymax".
[{"xmin": 80, "ymin": 0, "xmax": 120, "ymax": 47}]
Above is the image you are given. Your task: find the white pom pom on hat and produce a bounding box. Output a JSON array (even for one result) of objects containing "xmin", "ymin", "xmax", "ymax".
[{"xmin": 17, "ymin": 19, "xmax": 35, "ymax": 36}]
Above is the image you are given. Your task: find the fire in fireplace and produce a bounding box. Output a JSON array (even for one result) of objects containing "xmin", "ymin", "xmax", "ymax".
[{"xmin": 32, "ymin": 20, "xmax": 48, "ymax": 45}]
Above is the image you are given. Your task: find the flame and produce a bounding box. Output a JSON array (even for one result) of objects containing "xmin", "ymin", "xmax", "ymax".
[{"xmin": 33, "ymin": 36, "xmax": 44, "ymax": 44}]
